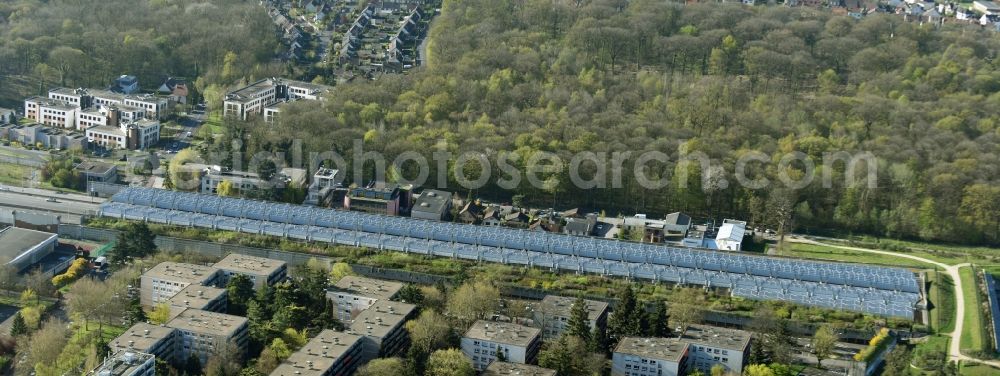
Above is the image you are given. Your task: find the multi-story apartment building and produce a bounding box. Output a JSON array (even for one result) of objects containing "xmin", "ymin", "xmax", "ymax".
[
  {"xmin": 212, "ymin": 253, "xmax": 288, "ymax": 290},
  {"xmin": 131, "ymin": 119, "xmax": 161, "ymax": 149},
  {"xmin": 349, "ymin": 300, "xmax": 416, "ymax": 361},
  {"xmin": 166, "ymin": 284, "xmax": 228, "ymax": 313},
  {"xmin": 166, "ymin": 308, "xmax": 249, "ymax": 364},
  {"xmin": 124, "ymin": 95, "xmax": 168, "ymax": 120},
  {"xmin": 263, "ymin": 104, "xmax": 279, "ymax": 123},
  {"xmin": 48, "ymin": 87, "xmax": 91, "ymax": 108},
  {"xmin": 89, "ymin": 89, "xmax": 168, "ymax": 120},
  {"xmin": 76, "ymin": 108, "xmax": 110, "ymax": 130},
  {"xmin": 612, "ymin": 337, "xmax": 690, "ymax": 376},
  {"xmin": 223, "ymin": 79, "xmax": 278, "ymax": 121},
  {"xmin": 461, "ymin": 321, "xmax": 542, "ymax": 371},
  {"xmin": 139, "ymin": 262, "xmax": 221, "ymax": 307},
  {"xmin": 223, "ymin": 78, "xmax": 331, "ymax": 121},
  {"xmin": 24, "ymin": 96, "xmax": 77, "ymax": 128},
  {"xmin": 110, "ymin": 322, "xmax": 178, "ymax": 363},
  {"xmin": 305, "ymin": 168, "xmax": 342, "ymax": 206},
  {"xmin": 270, "ymin": 330, "xmax": 364, "ymax": 376},
  {"xmin": 198, "ymin": 165, "xmax": 306, "ymax": 195},
  {"xmin": 90, "ymin": 89, "xmax": 124, "ymax": 107},
  {"xmin": 482, "ymin": 362, "xmax": 557, "ymax": 376},
  {"xmin": 85, "ymin": 119, "xmax": 160, "ymax": 150},
  {"xmin": 327, "ymin": 276, "xmax": 403, "ymax": 322},
  {"xmin": 88, "ymin": 350, "xmax": 155, "ymax": 376},
  {"xmin": 86, "ymin": 125, "xmax": 128, "ymax": 150},
  {"xmin": 343, "ymin": 183, "xmax": 411, "ymax": 216},
  {"xmin": 533, "ymin": 295, "xmax": 609, "ymax": 339},
  {"xmin": 679, "ymin": 325, "xmax": 752, "ymax": 375}
]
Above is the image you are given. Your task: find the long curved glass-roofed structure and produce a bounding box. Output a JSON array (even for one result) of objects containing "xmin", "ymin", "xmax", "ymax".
[{"xmin": 99, "ymin": 187, "xmax": 922, "ymax": 318}]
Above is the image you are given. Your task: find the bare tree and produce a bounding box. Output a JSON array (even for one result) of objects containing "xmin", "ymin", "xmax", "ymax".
[{"xmin": 15, "ymin": 318, "xmax": 68, "ymax": 376}]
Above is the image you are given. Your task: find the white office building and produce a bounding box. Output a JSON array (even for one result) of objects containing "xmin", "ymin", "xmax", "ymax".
[
  {"xmin": 223, "ymin": 78, "xmax": 331, "ymax": 121},
  {"xmin": 85, "ymin": 119, "xmax": 160, "ymax": 150},
  {"xmin": 24, "ymin": 96, "xmax": 77, "ymax": 129}
]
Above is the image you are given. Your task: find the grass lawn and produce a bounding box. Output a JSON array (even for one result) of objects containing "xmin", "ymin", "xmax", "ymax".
[
  {"xmin": 927, "ymin": 270, "xmax": 956, "ymax": 334},
  {"xmin": 959, "ymin": 362, "xmax": 1000, "ymax": 376},
  {"xmin": 845, "ymin": 236, "xmax": 1000, "ymax": 266},
  {"xmin": 71, "ymin": 322, "xmax": 127, "ymax": 342},
  {"xmin": 203, "ymin": 119, "xmax": 225, "ymax": 135},
  {"xmin": 0, "ymin": 162, "xmax": 30, "ymax": 187},
  {"xmin": 958, "ymin": 266, "xmax": 988, "ymax": 353},
  {"xmin": 781, "ymin": 242, "xmax": 932, "ymax": 269}
]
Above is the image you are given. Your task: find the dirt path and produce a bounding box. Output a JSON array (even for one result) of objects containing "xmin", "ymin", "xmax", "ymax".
[{"xmin": 787, "ymin": 236, "xmax": 1000, "ymax": 368}]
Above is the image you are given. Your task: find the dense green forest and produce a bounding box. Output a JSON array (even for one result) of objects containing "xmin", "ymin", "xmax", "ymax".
[
  {"xmin": 1, "ymin": 0, "xmax": 999, "ymax": 246},
  {"xmin": 0, "ymin": 0, "xmax": 282, "ymax": 107},
  {"xmin": 254, "ymin": 0, "xmax": 999, "ymax": 245}
]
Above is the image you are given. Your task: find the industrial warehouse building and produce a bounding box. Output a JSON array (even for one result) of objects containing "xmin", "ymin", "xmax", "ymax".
[{"xmin": 0, "ymin": 226, "xmax": 72, "ymax": 277}]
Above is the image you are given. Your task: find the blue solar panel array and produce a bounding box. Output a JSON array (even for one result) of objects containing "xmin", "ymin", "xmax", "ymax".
[{"xmin": 100, "ymin": 187, "xmax": 922, "ymax": 318}]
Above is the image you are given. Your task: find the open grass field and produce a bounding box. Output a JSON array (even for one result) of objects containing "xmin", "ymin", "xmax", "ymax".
[
  {"xmin": 959, "ymin": 362, "xmax": 1000, "ymax": 376},
  {"xmin": 927, "ymin": 270, "xmax": 957, "ymax": 334},
  {"xmin": 845, "ymin": 236, "xmax": 1000, "ymax": 266},
  {"xmin": 0, "ymin": 161, "xmax": 31, "ymax": 187},
  {"xmin": 781, "ymin": 242, "xmax": 932, "ymax": 269},
  {"xmin": 958, "ymin": 267, "xmax": 989, "ymax": 353}
]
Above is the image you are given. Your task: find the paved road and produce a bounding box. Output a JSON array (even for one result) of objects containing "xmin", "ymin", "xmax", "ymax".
[
  {"xmin": 789, "ymin": 236, "xmax": 1000, "ymax": 369},
  {"xmin": 0, "ymin": 189, "xmax": 100, "ymax": 216},
  {"xmin": 0, "ymin": 185, "xmax": 102, "ymax": 203}
]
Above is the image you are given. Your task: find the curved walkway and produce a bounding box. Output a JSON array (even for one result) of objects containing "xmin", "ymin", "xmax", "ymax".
[{"xmin": 787, "ymin": 236, "xmax": 1000, "ymax": 369}]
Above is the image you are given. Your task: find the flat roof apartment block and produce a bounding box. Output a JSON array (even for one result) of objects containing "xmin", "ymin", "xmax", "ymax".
[
  {"xmin": 270, "ymin": 330, "xmax": 364, "ymax": 376},
  {"xmin": 166, "ymin": 308, "xmax": 249, "ymax": 364},
  {"xmin": 328, "ymin": 276, "xmax": 403, "ymax": 322},
  {"xmin": 140, "ymin": 262, "xmax": 221, "ymax": 308},
  {"xmin": 88, "ymin": 350, "xmax": 155, "ymax": 376},
  {"xmin": 461, "ymin": 320, "xmax": 542, "ymax": 371},
  {"xmin": 223, "ymin": 78, "xmax": 331, "ymax": 121},
  {"xmin": 534, "ymin": 295, "xmax": 609, "ymax": 339},
  {"xmin": 349, "ymin": 300, "xmax": 416, "ymax": 361},
  {"xmin": 482, "ymin": 362, "xmax": 557, "ymax": 376},
  {"xmin": 679, "ymin": 324, "xmax": 752, "ymax": 375},
  {"xmin": 167, "ymin": 284, "xmax": 228, "ymax": 313},
  {"xmin": 110, "ymin": 322, "xmax": 178, "ymax": 363},
  {"xmin": 24, "ymin": 96, "xmax": 77, "ymax": 129},
  {"xmin": 212, "ymin": 253, "xmax": 288, "ymax": 290},
  {"xmin": 613, "ymin": 337, "xmax": 690, "ymax": 376}
]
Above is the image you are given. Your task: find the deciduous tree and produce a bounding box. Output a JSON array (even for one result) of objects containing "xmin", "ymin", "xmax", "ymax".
[
  {"xmin": 425, "ymin": 349, "xmax": 474, "ymax": 376},
  {"xmin": 812, "ymin": 324, "xmax": 838, "ymax": 368}
]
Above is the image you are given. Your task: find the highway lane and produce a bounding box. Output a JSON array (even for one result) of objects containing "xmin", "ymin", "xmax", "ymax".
[{"xmin": 0, "ymin": 190, "xmax": 99, "ymax": 216}]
